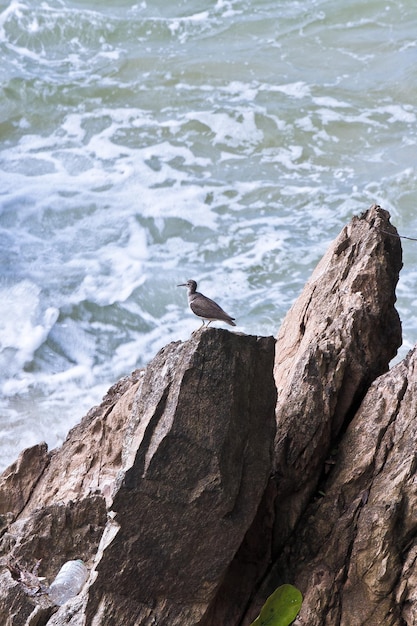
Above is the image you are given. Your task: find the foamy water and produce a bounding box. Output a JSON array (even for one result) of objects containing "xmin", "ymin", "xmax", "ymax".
[{"xmin": 1, "ymin": 0, "xmax": 417, "ymax": 470}]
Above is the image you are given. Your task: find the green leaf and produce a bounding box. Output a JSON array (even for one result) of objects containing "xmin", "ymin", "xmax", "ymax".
[{"xmin": 249, "ymin": 584, "xmax": 303, "ymax": 626}]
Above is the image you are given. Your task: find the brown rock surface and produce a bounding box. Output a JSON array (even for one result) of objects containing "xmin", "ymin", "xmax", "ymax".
[
  {"xmin": 212, "ymin": 205, "xmax": 403, "ymax": 624},
  {"xmin": 274, "ymin": 343, "xmax": 417, "ymax": 626},
  {"xmin": 0, "ymin": 443, "xmax": 49, "ymax": 518},
  {"xmin": 0, "ymin": 204, "xmax": 411, "ymax": 626},
  {"xmin": 271, "ymin": 204, "xmax": 402, "ymax": 538},
  {"xmin": 84, "ymin": 330, "xmax": 277, "ymax": 625},
  {"xmin": 0, "ymin": 329, "xmax": 276, "ymax": 625}
]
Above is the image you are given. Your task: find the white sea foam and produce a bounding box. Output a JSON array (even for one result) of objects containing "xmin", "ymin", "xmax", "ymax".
[
  {"xmin": 0, "ymin": 0, "xmax": 26, "ymax": 40},
  {"xmin": 312, "ymin": 96, "xmax": 351, "ymax": 108},
  {"xmin": 184, "ymin": 110, "xmax": 263, "ymax": 150},
  {"xmin": 70, "ymin": 220, "xmax": 148, "ymax": 306},
  {"xmin": 0, "ymin": 281, "xmax": 59, "ymax": 379},
  {"xmin": 378, "ymin": 105, "xmax": 416, "ymax": 124},
  {"xmin": 267, "ymin": 82, "xmax": 311, "ymax": 99}
]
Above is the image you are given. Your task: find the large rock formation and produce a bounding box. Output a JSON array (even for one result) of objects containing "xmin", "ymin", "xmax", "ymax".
[
  {"xmin": 0, "ymin": 330, "xmax": 276, "ymax": 625},
  {"xmin": 278, "ymin": 344, "xmax": 417, "ymax": 626},
  {"xmin": 207, "ymin": 204, "xmax": 403, "ymax": 625},
  {"xmin": 0, "ymin": 204, "xmax": 413, "ymax": 626}
]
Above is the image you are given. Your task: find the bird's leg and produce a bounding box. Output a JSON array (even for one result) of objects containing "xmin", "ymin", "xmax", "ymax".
[
  {"xmin": 199, "ymin": 320, "xmax": 206, "ymax": 328},
  {"xmin": 206, "ymin": 321, "xmax": 212, "ymax": 327}
]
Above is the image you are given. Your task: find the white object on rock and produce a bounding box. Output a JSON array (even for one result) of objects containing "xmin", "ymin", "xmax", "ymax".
[{"xmin": 48, "ymin": 560, "xmax": 88, "ymax": 605}]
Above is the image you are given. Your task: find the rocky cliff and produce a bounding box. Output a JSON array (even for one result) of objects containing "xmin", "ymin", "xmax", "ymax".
[
  {"xmin": 0, "ymin": 330, "xmax": 276, "ymax": 625},
  {"xmin": 0, "ymin": 204, "xmax": 412, "ymax": 626}
]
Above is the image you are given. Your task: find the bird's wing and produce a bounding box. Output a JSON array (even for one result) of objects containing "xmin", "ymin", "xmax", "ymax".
[{"xmin": 190, "ymin": 295, "xmax": 233, "ymax": 321}]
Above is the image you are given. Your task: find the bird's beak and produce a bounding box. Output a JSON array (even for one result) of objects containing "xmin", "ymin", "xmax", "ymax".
[{"xmin": 177, "ymin": 283, "xmax": 186, "ymax": 287}]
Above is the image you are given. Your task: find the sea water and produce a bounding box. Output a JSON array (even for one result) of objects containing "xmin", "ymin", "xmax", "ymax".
[{"xmin": 1, "ymin": 0, "xmax": 417, "ymax": 471}]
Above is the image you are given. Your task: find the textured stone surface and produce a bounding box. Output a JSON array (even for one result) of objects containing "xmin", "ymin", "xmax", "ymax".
[
  {"xmin": 241, "ymin": 205, "xmax": 403, "ymax": 624},
  {"xmin": 84, "ymin": 330, "xmax": 277, "ymax": 625},
  {"xmin": 274, "ymin": 344, "xmax": 417, "ymax": 625},
  {"xmin": 0, "ymin": 329, "xmax": 276, "ymax": 626},
  {"xmin": 0, "ymin": 443, "xmax": 49, "ymax": 517},
  {"xmin": 0, "ymin": 205, "xmax": 411, "ymax": 626},
  {"xmin": 273, "ymin": 205, "xmax": 402, "ymax": 526},
  {"xmin": 19, "ymin": 370, "xmax": 143, "ymax": 516}
]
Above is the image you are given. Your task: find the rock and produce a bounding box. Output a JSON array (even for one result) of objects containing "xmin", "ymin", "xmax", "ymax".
[
  {"xmin": 0, "ymin": 569, "xmax": 44, "ymax": 626},
  {"xmin": 19, "ymin": 369, "xmax": 143, "ymax": 516},
  {"xmin": 274, "ymin": 344, "xmax": 417, "ymax": 625},
  {"xmin": 229, "ymin": 205, "xmax": 403, "ymax": 624},
  {"xmin": 0, "ymin": 330, "xmax": 276, "ymax": 625},
  {"xmin": 84, "ymin": 330, "xmax": 277, "ymax": 625},
  {"xmin": 0, "ymin": 443, "xmax": 49, "ymax": 518},
  {"xmin": 0, "ymin": 204, "xmax": 408, "ymax": 626},
  {"xmin": 161, "ymin": 205, "xmax": 403, "ymax": 626},
  {"xmin": 272, "ymin": 204, "xmax": 402, "ymax": 533}
]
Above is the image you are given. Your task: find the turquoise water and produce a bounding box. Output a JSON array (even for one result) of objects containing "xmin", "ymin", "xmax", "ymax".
[{"xmin": 1, "ymin": 0, "xmax": 417, "ymax": 470}]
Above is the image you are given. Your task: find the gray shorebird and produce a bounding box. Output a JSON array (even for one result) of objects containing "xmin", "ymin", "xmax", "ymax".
[{"xmin": 177, "ymin": 279, "xmax": 236, "ymax": 328}]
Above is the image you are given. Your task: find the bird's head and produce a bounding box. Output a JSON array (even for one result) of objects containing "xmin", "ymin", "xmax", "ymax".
[{"xmin": 177, "ymin": 279, "xmax": 197, "ymax": 292}]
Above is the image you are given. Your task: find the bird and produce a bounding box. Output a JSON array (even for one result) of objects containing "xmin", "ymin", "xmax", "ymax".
[{"xmin": 177, "ymin": 279, "xmax": 236, "ymax": 328}]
